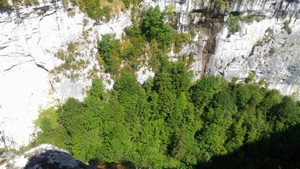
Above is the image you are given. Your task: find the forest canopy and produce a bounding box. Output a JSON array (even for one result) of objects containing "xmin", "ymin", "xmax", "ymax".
[{"xmin": 33, "ymin": 60, "xmax": 300, "ymax": 168}]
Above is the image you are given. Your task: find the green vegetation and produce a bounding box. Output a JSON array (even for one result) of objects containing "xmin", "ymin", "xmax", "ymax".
[
  {"xmin": 50, "ymin": 42, "xmax": 89, "ymax": 81},
  {"xmin": 227, "ymin": 14, "xmax": 259, "ymax": 35},
  {"xmin": 0, "ymin": 0, "xmax": 10, "ymax": 8},
  {"xmin": 33, "ymin": 58, "xmax": 300, "ymax": 168},
  {"xmin": 240, "ymin": 15, "xmax": 256, "ymax": 23},
  {"xmin": 0, "ymin": 0, "xmax": 39, "ymax": 8},
  {"xmin": 69, "ymin": 0, "xmax": 113, "ymax": 20},
  {"xmin": 96, "ymin": 7, "xmax": 191, "ymax": 75},
  {"xmin": 1, "ymin": 0, "xmax": 138, "ymax": 19},
  {"xmin": 68, "ymin": 0, "xmax": 141, "ymax": 20},
  {"xmin": 97, "ymin": 34, "xmax": 120, "ymax": 72},
  {"xmin": 283, "ymin": 20, "xmax": 292, "ymax": 34},
  {"xmin": 22, "ymin": 0, "xmax": 38, "ymax": 5},
  {"xmin": 245, "ymin": 70, "xmax": 256, "ymax": 83},
  {"xmin": 213, "ymin": 0, "xmax": 229, "ymax": 13},
  {"xmin": 227, "ymin": 14, "xmax": 241, "ymax": 34},
  {"xmin": 141, "ymin": 6, "xmax": 176, "ymax": 47}
]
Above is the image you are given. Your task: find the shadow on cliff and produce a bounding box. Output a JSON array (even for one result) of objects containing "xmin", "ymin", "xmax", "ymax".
[
  {"xmin": 196, "ymin": 124, "xmax": 300, "ymax": 169},
  {"xmin": 24, "ymin": 149, "xmax": 96, "ymax": 169},
  {"xmin": 24, "ymin": 149, "xmax": 136, "ymax": 169}
]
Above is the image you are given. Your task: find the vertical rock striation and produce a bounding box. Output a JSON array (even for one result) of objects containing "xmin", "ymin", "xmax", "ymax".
[{"xmin": 207, "ymin": 0, "xmax": 300, "ymax": 97}]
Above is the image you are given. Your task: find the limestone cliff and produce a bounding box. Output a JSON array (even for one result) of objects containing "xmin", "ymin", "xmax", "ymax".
[{"xmin": 207, "ymin": 0, "xmax": 300, "ymax": 97}]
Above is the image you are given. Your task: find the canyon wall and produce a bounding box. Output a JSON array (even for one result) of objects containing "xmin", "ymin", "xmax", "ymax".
[
  {"xmin": 207, "ymin": 0, "xmax": 300, "ymax": 97},
  {"xmin": 0, "ymin": 0, "xmax": 300, "ymax": 149}
]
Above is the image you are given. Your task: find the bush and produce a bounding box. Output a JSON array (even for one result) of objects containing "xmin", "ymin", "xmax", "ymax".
[
  {"xmin": 141, "ymin": 6, "xmax": 176, "ymax": 47},
  {"xmin": 240, "ymin": 15, "xmax": 256, "ymax": 23},
  {"xmin": 227, "ymin": 14, "xmax": 241, "ymax": 34},
  {"xmin": 97, "ymin": 34, "xmax": 119, "ymax": 72},
  {"xmin": 283, "ymin": 21, "xmax": 292, "ymax": 34},
  {"xmin": 0, "ymin": 0, "xmax": 10, "ymax": 8},
  {"xmin": 214, "ymin": 0, "xmax": 229, "ymax": 13},
  {"xmin": 245, "ymin": 70, "xmax": 256, "ymax": 83}
]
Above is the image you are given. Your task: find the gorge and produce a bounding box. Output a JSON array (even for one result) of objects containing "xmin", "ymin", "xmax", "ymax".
[{"xmin": 0, "ymin": 0, "xmax": 300, "ymax": 168}]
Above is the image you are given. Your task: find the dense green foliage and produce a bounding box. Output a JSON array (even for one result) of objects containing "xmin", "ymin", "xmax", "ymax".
[
  {"xmin": 96, "ymin": 7, "xmax": 191, "ymax": 75},
  {"xmin": 227, "ymin": 14, "xmax": 259, "ymax": 35},
  {"xmin": 141, "ymin": 6, "xmax": 176, "ymax": 47},
  {"xmin": 33, "ymin": 59, "xmax": 300, "ymax": 168},
  {"xmin": 198, "ymin": 123, "xmax": 300, "ymax": 169},
  {"xmin": 97, "ymin": 34, "xmax": 119, "ymax": 72},
  {"xmin": 227, "ymin": 14, "xmax": 241, "ymax": 34},
  {"xmin": 0, "ymin": 0, "xmax": 10, "ymax": 8}
]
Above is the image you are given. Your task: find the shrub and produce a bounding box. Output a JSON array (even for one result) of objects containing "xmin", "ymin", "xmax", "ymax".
[
  {"xmin": 283, "ymin": 21, "xmax": 292, "ymax": 34},
  {"xmin": 97, "ymin": 34, "xmax": 120, "ymax": 72},
  {"xmin": 245, "ymin": 70, "xmax": 256, "ymax": 83},
  {"xmin": 214, "ymin": 0, "xmax": 229, "ymax": 13},
  {"xmin": 0, "ymin": 0, "xmax": 10, "ymax": 8},
  {"xmin": 141, "ymin": 6, "xmax": 176, "ymax": 47},
  {"xmin": 240, "ymin": 15, "xmax": 256, "ymax": 23},
  {"xmin": 227, "ymin": 14, "xmax": 241, "ymax": 34}
]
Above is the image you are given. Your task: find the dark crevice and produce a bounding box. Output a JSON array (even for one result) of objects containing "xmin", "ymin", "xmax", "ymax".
[
  {"xmin": 3, "ymin": 59, "xmax": 35, "ymax": 72},
  {"xmin": 35, "ymin": 63, "xmax": 49, "ymax": 72}
]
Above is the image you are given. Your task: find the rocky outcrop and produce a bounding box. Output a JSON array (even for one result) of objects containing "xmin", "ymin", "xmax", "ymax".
[
  {"xmin": 0, "ymin": 144, "xmax": 95, "ymax": 169},
  {"xmin": 207, "ymin": 0, "xmax": 300, "ymax": 98},
  {"xmin": 0, "ymin": 144, "xmax": 136, "ymax": 169},
  {"xmin": 230, "ymin": 0, "xmax": 300, "ymax": 18},
  {"xmin": 207, "ymin": 18, "xmax": 300, "ymax": 97}
]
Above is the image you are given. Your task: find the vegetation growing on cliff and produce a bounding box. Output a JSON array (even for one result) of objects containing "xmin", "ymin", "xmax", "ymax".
[
  {"xmin": 283, "ymin": 20, "xmax": 292, "ymax": 34},
  {"xmin": 0, "ymin": 0, "xmax": 138, "ymax": 19},
  {"xmin": 227, "ymin": 14, "xmax": 259, "ymax": 35},
  {"xmin": 96, "ymin": 6, "xmax": 191, "ymax": 75},
  {"xmin": 33, "ymin": 57, "xmax": 300, "ymax": 168}
]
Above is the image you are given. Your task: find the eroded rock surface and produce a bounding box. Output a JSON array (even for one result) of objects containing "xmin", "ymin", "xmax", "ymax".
[{"xmin": 207, "ymin": 16, "xmax": 300, "ymax": 98}]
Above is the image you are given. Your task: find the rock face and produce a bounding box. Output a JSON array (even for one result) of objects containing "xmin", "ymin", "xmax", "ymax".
[
  {"xmin": 0, "ymin": 144, "xmax": 136, "ymax": 169},
  {"xmin": 230, "ymin": 0, "xmax": 299, "ymax": 18},
  {"xmin": 0, "ymin": 0, "xmax": 131, "ymax": 148},
  {"xmin": 207, "ymin": 1, "xmax": 300, "ymax": 97},
  {"xmin": 0, "ymin": 144, "xmax": 96, "ymax": 169}
]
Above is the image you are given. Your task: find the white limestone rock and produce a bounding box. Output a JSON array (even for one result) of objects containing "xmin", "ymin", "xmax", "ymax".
[{"xmin": 207, "ymin": 18, "xmax": 300, "ymax": 98}]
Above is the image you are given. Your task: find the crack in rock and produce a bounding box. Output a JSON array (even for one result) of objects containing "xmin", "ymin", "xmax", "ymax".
[
  {"xmin": 0, "ymin": 46, "xmax": 8, "ymax": 50},
  {"xmin": 2, "ymin": 59, "xmax": 35, "ymax": 72},
  {"xmin": 35, "ymin": 63, "xmax": 49, "ymax": 72}
]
